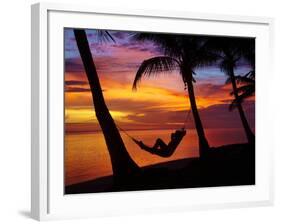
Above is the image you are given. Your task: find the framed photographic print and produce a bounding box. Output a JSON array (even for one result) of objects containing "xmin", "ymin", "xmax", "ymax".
[{"xmin": 31, "ymin": 2, "xmax": 274, "ymax": 221}]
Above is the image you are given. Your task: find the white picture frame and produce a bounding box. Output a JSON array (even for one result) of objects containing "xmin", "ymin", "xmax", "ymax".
[{"xmin": 31, "ymin": 2, "xmax": 274, "ymax": 221}]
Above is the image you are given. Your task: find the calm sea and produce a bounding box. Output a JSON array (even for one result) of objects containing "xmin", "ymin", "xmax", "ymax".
[{"xmin": 65, "ymin": 128, "xmax": 247, "ymax": 185}]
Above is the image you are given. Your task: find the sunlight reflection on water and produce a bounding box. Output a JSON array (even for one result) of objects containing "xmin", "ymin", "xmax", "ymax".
[{"xmin": 65, "ymin": 128, "xmax": 246, "ymax": 185}]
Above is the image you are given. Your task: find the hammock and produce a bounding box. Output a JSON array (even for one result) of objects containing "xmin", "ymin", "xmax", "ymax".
[
  {"xmin": 115, "ymin": 110, "xmax": 191, "ymax": 158},
  {"xmin": 132, "ymin": 129, "xmax": 186, "ymax": 157}
]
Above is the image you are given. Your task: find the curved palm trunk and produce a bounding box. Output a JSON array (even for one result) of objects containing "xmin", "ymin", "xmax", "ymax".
[
  {"xmin": 186, "ymin": 77, "xmax": 210, "ymax": 157},
  {"xmin": 229, "ymin": 69, "xmax": 255, "ymax": 144},
  {"xmin": 73, "ymin": 29, "xmax": 139, "ymax": 183}
]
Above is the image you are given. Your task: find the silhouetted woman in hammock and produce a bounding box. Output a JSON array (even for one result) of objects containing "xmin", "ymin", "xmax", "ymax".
[{"xmin": 133, "ymin": 128, "xmax": 186, "ymax": 158}]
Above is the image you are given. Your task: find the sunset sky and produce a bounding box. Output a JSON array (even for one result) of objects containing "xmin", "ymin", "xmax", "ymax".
[{"xmin": 64, "ymin": 28, "xmax": 255, "ymax": 134}]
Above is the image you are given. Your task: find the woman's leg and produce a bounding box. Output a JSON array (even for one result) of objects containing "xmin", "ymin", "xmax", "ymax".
[
  {"xmin": 153, "ymin": 138, "xmax": 167, "ymax": 149},
  {"xmin": 139, "ymin": 139, "xmax": 168, "ymax": 156},
  {"xmin": 139, "ymin": 142, "xmax": 157, "ymax": 154}
]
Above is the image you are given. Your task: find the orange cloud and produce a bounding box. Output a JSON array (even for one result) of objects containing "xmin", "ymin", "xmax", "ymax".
[{"xmin": 65, "ymin": 69, "xmax": 243, "ymax": 132}]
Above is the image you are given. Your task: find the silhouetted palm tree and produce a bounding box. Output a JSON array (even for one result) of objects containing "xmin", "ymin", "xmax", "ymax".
[
  {"xmin": 229, "ymin": 38, "xmax": 255, "ymax": 110},
  {"xmin": 132, "ymin": 33, "xmax": 218, "ymax": 157},
  {"xmin": 228, "ymin": 72, "xmax": 255, "ymax": 110},
  {"xmin": 206, "ymin": 37, "xmax": 255, "ymax": 144},
  {"xmin": 73, "ymin": 29, "xmax": 139, "ymax": 183}
]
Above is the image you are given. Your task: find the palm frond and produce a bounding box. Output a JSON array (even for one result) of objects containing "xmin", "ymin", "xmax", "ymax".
[
  {"xmin": 229, "ymin": 83, "xmax": 255, "ymax": 111},
  {"xmin": 132, "ymin": 32, "xmax": 182, "ymax": 58},
  {"xmin": 237, "ymin": 85, "xmax": 252, "ymax": 93},
  {"xmin": 229, "ymin": 88, "xmax": 254, "ymax": 111},
  {"xmin": 132, "ymin": 56, "xmax": 179, "ymax": 90},
  {"xmin": 192, "ymin": 40, "xmax": 220, "ymax": 68},
  {"xmin": 239, "ymin": 38, "xmax": 255, "ymax": 68},
  {"xmin": 230, "ymin": 84, "xmax": 254, "ymax": 95},
  {"xmin": 195, "ymin": 51, "xmax": 219, "ymax": 68},
  {"xmin": 219, "ymin": 58, "xmax": 236, "ymax": 76},
  {"xmin": 235, "ymin": 71, "xmax": 255, "ymax": 83},
  {"xmin": 225, "ymin": 77, "xmax": 231, "ymax": 84},
  {"xmin": 96, "ymin": 30, "xmax": 115, "ymax": 43}
]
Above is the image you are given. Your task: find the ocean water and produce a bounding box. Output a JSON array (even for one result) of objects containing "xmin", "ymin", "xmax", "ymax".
[{"xmin": 65, "ymin": 128, "xmax": 247, "ymax": 185}]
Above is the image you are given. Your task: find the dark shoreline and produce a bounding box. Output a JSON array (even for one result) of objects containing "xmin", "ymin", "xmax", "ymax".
[{"xmin": 65, "ymin": 143, "xmax": 255, "ymax": 194}]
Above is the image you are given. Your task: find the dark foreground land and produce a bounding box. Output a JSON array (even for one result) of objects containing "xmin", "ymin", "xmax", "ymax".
[{"xmin": 65, "ymin": 143, "xmax": 255, "ymax": 194}]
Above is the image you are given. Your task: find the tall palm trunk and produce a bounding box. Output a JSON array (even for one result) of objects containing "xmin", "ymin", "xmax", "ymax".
[
  {"xmin": 185, "ymin": 72, "xmax": 210, "ymax": 156},
  {"xmin": 73, "ymin": 29, "xmax": 139, "ymax": 182},
  {"xmin": 229, "ymin": 69, "xmax": 255, "ymax": 144}
]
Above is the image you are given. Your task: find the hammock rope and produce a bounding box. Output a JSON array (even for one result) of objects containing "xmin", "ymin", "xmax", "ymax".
[{"xmin": 115, "ymin": 123, "xmax": 136, "ymax": 140}]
